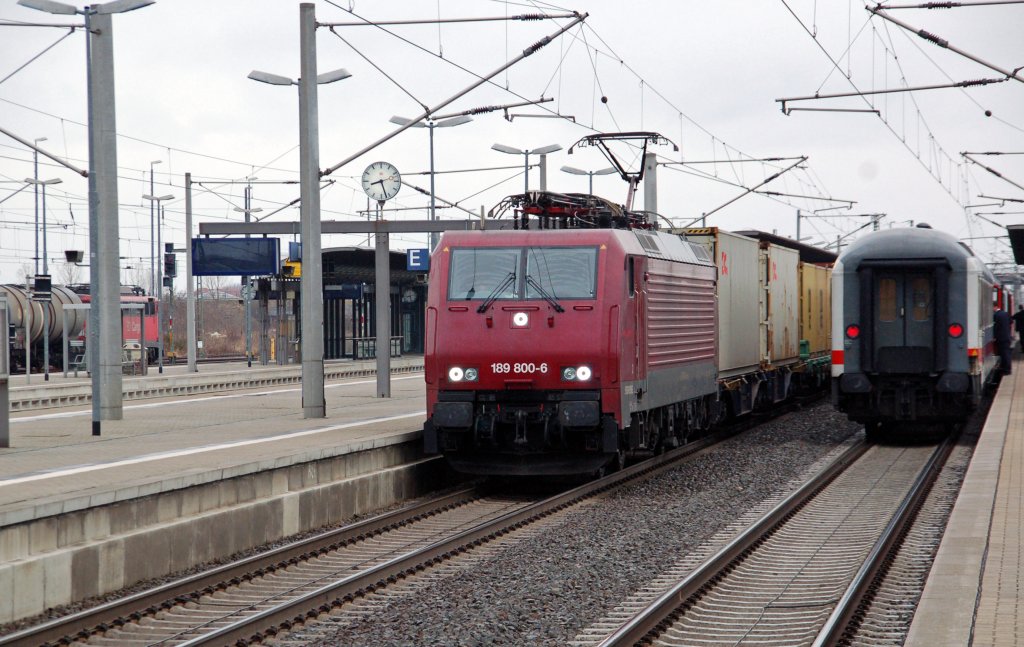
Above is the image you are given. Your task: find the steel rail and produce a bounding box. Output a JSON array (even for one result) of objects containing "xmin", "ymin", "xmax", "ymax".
[
  {"xmin": 175, "ymin": 431, "xmax": 735, "ymax": 645},
  {"xmin": 0, "ymin": 488, "xmax": 481, "ymax": 646},
  {"xmin": 595, "ymin": 440, "xmax": 870, "ymax": 647},
  {"xmin": 8, "ymin": 400, "xmax": 810, "ymax": 645},
  {"xmin": 811, "ymin": 432, "xmax": 957, "ymax": 646}
]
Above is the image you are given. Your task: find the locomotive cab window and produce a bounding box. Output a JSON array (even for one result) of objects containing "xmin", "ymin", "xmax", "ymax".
[
  {"xmin": 525, "ymin": 247, "xmax": 597, "ymax": 300},
  {"xmin": 448, "ymin": 246, "xmax": 597, "ymax": 301},
  {"xmin": 448, "ymin": 248, "xmax": 521, "ymax": 301}
]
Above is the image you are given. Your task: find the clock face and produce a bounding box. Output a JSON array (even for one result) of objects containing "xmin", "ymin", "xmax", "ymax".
[{"xmin": 361, "ymin": 161, "xmax": 402, "ymax": 201}]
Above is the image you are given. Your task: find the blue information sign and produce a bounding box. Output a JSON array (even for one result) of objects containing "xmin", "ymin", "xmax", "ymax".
[
  {"xmin": 406, "ymin": 248, "xmax": 430, "ymax": 271},
  {"xmin": 192, "ymin": 238, "xmax": 281, "ymax": 276}
]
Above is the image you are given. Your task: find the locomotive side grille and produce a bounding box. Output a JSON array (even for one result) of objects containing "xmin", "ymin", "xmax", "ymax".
[{"xmin": 646, "ymin": 260, "xmax": 717, "ymax": 366}]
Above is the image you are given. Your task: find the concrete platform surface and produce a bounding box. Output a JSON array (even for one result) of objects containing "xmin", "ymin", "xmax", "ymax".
[
  {"xmin": 0, "ymin": 362, "xmax": 427, "ymax": 524},
  {"xmin": 0, "ymin": 362, "xmax": 439, "ymax": 622},
  {"xmin": 906, "ymin": 360, "xmax": 1021, "ymax": 647}
]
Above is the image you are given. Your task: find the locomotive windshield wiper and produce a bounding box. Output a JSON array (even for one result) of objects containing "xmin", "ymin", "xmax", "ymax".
[
  {"xmin": 526, "ymin": 275, "xmax": 564, "ymax": 312},
  {"xmin": 476, "ymin": 271, "xmax": 517, "ymax": 313}
]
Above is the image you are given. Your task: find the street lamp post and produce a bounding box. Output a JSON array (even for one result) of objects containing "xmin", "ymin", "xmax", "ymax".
[
  {"xmin": 560, "ymin": 165, "xmax": 616, "ymax": 195},
  {"xmin": 143, "ymin": 193, "xmax": 174, "ymax": 373},
  {"xmin": 19, "ymin": 0, "xmax": 156, "ymax": 435},
  {"xmin": 491, "ymin": 142, "xmax": 562, "ymax": 194},
  {"xmin": 389, "ymin": 115, "xmax": 471, "ymax": 249},
  {"xmin": 32, "ymin": 137, "xmax": 46, "ymax": 275},
  {"xmin": 24, "ymin": 176, "xmax": 62, "ymax": 381},
  {"xmin": 149, "ymin": 159, "xmax": 161, "ymax": 295},
  {"xmin": 248, "ymin": 2, "xmax": 352, "ymax": 419}
]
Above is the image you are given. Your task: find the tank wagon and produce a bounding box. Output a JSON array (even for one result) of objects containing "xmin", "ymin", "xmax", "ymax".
[
  {"xmin": 1, "ymin": 284, "xmax": 86, "ymax": 370},
  {"xmin": 423, "ymin": 192, "xmax": 834, "ymax": 476},
  {"xmin": 831, "ymin": 225, "xmax": 998, "ymax": 434}
]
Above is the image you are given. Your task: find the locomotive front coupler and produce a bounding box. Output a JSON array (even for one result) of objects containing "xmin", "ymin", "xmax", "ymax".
[{"xmin": 514, "ymin": 409, "xmax": 528, "ymax": 445}]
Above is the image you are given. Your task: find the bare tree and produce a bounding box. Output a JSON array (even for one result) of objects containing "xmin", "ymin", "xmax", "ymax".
[
  {"xmin": 121, "ymin": 264, "xmax": 148, "ymax": 294},
  {"xmin": 59, "ymin": 261, "xmax": 82, "ymax": 286}
]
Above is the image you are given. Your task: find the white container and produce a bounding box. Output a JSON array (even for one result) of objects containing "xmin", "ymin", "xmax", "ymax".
[{"xmin": 682, "ymin": 228, "xmax": 762, "ymax": 378}]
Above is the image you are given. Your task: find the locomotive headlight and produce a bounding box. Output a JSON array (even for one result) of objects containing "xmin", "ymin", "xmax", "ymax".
[
  {"xmin": 512, "ymin": 312, "xmax": 529, "ymax": 327},
  {"xmin": 561, "ymin": 365, "xmax": 592, "ymax": 381},
  {"xmin": 448, "ymin": 366, "xmax": 478, "ymax": 382}
]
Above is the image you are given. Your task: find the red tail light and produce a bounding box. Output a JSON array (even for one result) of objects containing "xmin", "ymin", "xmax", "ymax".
[
  {"xmin": 948, "ymin": 323, "xmax": 963, "ymax": 338},
  {"xmin": 845, "ymin": 324, "xmax": 861, "ymax": 339}
]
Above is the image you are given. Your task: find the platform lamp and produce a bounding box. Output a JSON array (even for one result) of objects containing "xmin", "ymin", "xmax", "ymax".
[
  {"xmin": 390, "ymin": 115, "xmax": 472, "ymax": 249},
  {"xmin": 149, "ymin": 159, "xmax": 162, "ymax": 296},
  {"xmin": 31, "ymin": 136, "xmax": 47, "ymax": 276},
  {"xmin": 18, "ymin": 0, "xmax": 156, "ymax": 436},
  {"xmin": 492, "ymin": 143, "xmax": 562, "ymax": 195},
  {"xmin": 24, "ymin": 177, "xmax": 62, "ymax": 381},
  {"xmin": 560, "ymin": 165, "xmax": 616, "ymax": 195},
  {"xmin": 143, "ymin": 193, "xmax": 174, "ymax": 374},
  {"xmin": 247, "ymin": 6, "xmax": 353, "ymax": 418}
]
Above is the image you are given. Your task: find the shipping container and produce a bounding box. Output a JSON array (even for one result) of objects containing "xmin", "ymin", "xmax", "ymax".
[
  {"xmin": 799, "ymin": 262, "xmax": 831, "ymax": 356},
  {"xmin": 680, "ymin": 228, "xmax": 761, "ymax": 378},
  {"xmin": 762, "ymin": 242, "xmax": 800, "ymax": 365}
]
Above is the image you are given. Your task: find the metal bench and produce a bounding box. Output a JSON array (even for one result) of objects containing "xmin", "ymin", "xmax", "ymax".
[{"xmin": 351, "ymin": 336, "xmax": 403, "ymax": 360}]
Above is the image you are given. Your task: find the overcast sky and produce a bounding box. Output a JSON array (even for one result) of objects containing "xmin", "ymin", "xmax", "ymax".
[{"xmin": 1, "ymin": 0, "xmax": 1022, "ymax": 288}]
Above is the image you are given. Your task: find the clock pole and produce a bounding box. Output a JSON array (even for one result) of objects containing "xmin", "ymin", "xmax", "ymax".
[
  {"xmin": 361, "ymin": 163, "xmax": 402, "ymax": 398},
  {"xmin": 375, "ymin": 199, "xmax": 391, "ymax": 397}
]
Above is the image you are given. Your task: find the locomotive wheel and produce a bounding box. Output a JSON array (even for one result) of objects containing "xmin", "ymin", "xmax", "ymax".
[{"xmin": 612, "ymin": 449, "xmax": 626, "ymax": 472}]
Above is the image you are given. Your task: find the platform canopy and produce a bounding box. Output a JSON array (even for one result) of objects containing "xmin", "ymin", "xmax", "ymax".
[{"xmin": 1007, "ymin": 225, "xmax": 1024, "ymax": 265}]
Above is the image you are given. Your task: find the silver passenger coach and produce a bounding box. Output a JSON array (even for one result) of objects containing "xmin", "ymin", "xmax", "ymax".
[{"xmin": 831, "ymin": 225, "xmax": 997, "ymax": 435}]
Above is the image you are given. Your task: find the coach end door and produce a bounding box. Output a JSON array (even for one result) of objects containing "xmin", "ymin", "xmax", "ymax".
[{"xmin": 874, "ymin": 272, "xmax": 935, "ymax": 374}]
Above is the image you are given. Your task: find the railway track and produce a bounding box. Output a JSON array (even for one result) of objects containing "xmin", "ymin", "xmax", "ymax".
[
  {"xmin": 1, "ymin": 428, "xmax": 742, "ymax": 646},
  {"xmin": 581, "ymin": 434, "xmax": 955, "ymax": 647}
]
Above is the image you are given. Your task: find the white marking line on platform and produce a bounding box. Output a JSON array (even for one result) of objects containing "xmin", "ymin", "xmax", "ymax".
[
  {"xmin": 12, "ymin": 375, "xmax": 421, "ymax": 424},
  {"xmin": 0, "ymin": 411, "xmax": 426, "ymax": 487}
]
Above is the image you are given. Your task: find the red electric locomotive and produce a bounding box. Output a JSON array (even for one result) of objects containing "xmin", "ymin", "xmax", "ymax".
[{"xmin": 423, "ymin": 193, "xmax": 720, "ymax": 476}]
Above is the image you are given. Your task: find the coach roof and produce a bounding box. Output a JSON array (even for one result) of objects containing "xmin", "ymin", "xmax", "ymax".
[{"xmin": 839, "ymin": 226, "xmax": 974, "ymax": 269}]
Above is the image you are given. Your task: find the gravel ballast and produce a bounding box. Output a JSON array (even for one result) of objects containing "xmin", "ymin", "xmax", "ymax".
[{"xmin": 307, "ymin": 402, "xmax": 862, "ymax": 646}]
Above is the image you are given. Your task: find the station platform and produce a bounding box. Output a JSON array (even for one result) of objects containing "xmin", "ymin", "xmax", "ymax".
[
  {"xmin": 5, "ymin": 356, "xmax": 424, "ymax": 412},
  {"xmin": 907, "ymin": 358, "xmax": 1024, "ymax": 646},
  {"xmin": 0, "ymin": 357, "xmax": 445, "ymax": 623}
]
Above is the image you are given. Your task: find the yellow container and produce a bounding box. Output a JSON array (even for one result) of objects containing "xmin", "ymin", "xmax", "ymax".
[{"xmin": 799, "ymin": 262, "xmax": 832, "ymax": 355}]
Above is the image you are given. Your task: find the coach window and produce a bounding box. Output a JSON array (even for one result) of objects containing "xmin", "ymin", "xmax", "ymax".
[
  {"xmin": 911, "ymin": 277, "xmax": 932, "ymax": 321},
  {"xmin": 879, "ymin": 278, "xmax": 897, "ymax": 322}
]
